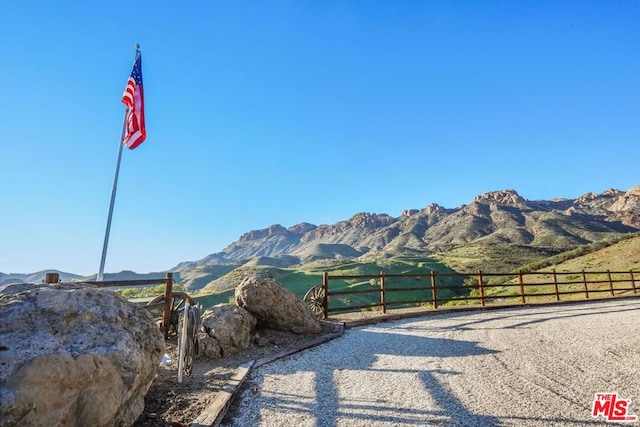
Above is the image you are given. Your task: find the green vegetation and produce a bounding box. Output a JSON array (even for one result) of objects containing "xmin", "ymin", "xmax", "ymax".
[
  {"xmin": 127, "ymin": 236, "xmax": 640, "ymax": 315},
  {"xmin": 183, "ymin": 257, "xmax": 465, "ymax": 313},
  {"xmin": 191, "ymin": 289, "xmax": 236, "ymax": 307},
  {"xmin": 115, "ymin": 283, "xmax": 183, "ymax": 298},
  {"xmin": 466, "ymin": 235, "xmax": 640, "ymax": 303},
  {"xmin": 220, "ymin": 257, "xmax": 465, "ymax": 313},
  {"xmin": 201, "ymin": 265, "xmax": 288, "ymax": 293},
  {"xmin": 436, "ymin": 242, "xmax": 559, "ymax": 276},
  {"xmin": 517, "ymin": 233, "xmax": 640, "ymax": 272}
]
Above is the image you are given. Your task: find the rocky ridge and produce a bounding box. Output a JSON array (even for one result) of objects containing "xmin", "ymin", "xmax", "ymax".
[{"xmin": 185, "ymin": 187, "xmax": 640, "ymax": 274}]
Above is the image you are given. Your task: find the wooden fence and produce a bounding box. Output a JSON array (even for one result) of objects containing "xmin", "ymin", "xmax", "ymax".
[
  {"xmin": 319, "ymin": 269, "xmax": 639, "ymax": 319},
  {"xmin": 93, "ymin": 273, "xmax": 176, "ymax": 339},
  {"xmin": 45, "ymin": 272, "xmax": 176, "ymax": 339}
]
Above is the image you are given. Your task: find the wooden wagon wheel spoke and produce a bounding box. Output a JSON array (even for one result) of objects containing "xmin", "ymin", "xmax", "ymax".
[
  {"xmin": 303, "ymin": 285, "xmax": 327, "ymax": 318},
  {"xmin": 146, "ymin": 291, "xmax": 196, "ymax": 338},
  {"xmin": 174, "ymin": 297, "xmax": 186, "ymax": 312}
]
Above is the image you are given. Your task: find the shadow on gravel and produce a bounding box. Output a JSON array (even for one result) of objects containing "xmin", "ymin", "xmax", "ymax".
[
  {"xmin": 311, "ymin": 331, "xmax": 503, "ymax": 426},
  {"xmin": 394, "ymin": 299, "xmax": 640, "ymax": 333},
  {"xmin": 226, "ymin": 299, "xmax": 640, "ymax": 426},
  {"xmin": 419, "ymin": 370, "xmax": 502, "ymax": 426},
  {"xmin": 233, "ymin": 330, "xmax": 502, "ymax": 426},
  {"xmin": 467, "ymin": 299, "xmax": 640, "ymax": 331}
]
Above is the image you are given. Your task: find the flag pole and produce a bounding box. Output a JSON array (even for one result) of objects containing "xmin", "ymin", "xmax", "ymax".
[
  {"xmin": 97, "ymin": 44, "xmax": 141, "ymax": 281},
  {"xmin": 97, "ymin": 116, "xmax": 127, "ymax": 281}
]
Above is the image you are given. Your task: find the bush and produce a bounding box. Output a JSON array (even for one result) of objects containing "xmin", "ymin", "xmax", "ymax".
[{"xmin": 116, "ymin": 283, "xmax": 184, "ymax": 299}]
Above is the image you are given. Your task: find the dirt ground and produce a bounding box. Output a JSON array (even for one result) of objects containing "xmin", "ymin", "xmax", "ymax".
[{"xmin": 133, "ymin": 323, "xmax": 337, "ymax": 426}]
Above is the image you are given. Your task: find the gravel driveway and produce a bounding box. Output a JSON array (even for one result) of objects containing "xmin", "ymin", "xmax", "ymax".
[{"xmin": 222, "ymin": 298, "xmax": 640, "ymax": 426}]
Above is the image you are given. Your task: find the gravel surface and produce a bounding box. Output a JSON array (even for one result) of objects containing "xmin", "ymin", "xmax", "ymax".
[{"xmin": 222, "ymin": 298, "xmax": 640, "ymax": 426}]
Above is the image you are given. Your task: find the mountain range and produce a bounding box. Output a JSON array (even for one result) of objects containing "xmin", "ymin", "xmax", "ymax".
[
  {"xmin": 4, "ymin": 186, "xmax": 640, "ymax": 290},
  {"xmin": 180, "ymin": 186, "xmax": 640, "ymax": 265}
]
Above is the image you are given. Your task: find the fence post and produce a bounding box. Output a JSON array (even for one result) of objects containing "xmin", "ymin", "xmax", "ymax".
[
  {"xmin": 380, "ymin": 271, "xmax": 387, "ymax": 314},
  {"xmin": 552, "ymin": 269, "xmax": 560, "ymax": 301},
  {"xmin": 607, "ymin": 270, "xmax": 614, "ymax": 296},
  {"xmin": 582, "ymin": 270, "xmax": 589, "ymax": 299},
  {"xmin": 518, "ymin": 271, "xmax": 525, "ymax": 304},
  {"xmin": 162, "ymin": 272, "xmax": 173, "ymax": 339},
  {"xmin": 430, "ymin": 270, "xmax": 438, "ymax": 309},
  {"xmin": 322, "ymin": 272, "xmax": 329, "ymax": 319},
  {"xmin": 631, "ymin": 270, "xmax": 637, "ymax": 295},
  {"xmin": 44, "ymin": 272, "xmax": 60, "ymax": 284},
  {"xmin": 478, "ymin": 271, "xmax": 485, "ymax": 307}
]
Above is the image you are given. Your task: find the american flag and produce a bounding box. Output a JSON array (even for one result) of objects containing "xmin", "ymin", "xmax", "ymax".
[{"xmin": 121, "ymin": 51, "xmax": 146, "ymax": 149}]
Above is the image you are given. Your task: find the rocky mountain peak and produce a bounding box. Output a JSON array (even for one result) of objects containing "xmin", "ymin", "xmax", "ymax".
[
  {"xmin": 575, "ymin": 192, "xmax": 598, "ymax": 204},
  {"xmin": 287, "ymin": 222, "xmax": 317, "ymax": 235},
  {"xmin": 422, "ymin": 203, "xmax": 446, "ymax": 215},
  {"xmin": 238, "ymin": 224, "xmax": 289, "ymax": 242},
  {"xmin": 609, "ymin": 187, "xmax": 640, "ymax": 213},
  {"xmin": 402, "ymin": 209, "xmax": 419, "ymax": 217},
  {"xmin": 625, "ymin": 186, "xmax": 640, "ymax": 197},
  {"xmin": 347, "ymin": 212, "xmax": 395, "ymax": 228},
  {"xmin": 601, "ymin": 188, "xmax": 623, "ymax": 197},
  {"xmin": 474, "ymin": 189, "xmax": 525, "ymax": 205}
]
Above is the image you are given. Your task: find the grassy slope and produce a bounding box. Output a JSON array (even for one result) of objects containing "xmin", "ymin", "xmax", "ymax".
[
  {"xmin": 527, "ymin": 234, "xmax": 640, "ymax": 272},
  {"xmin": 192, "ymin": 257, "xmax": 466, "ymax": 312},
  {"xmin": 434, "ymin": 242, "xmax": 559, "ymax": 274},
  {"xmin": 483, "ymin": 235, "xmax": 640, "ymax": 301},
  {"xmin": 189, "ymin": 236, "xmax": 640, "ymax": 311}
]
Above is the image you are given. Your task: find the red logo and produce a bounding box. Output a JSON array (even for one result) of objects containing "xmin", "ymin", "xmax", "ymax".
[{"xmin": 592, "ymin": 393, "xmax": 638, "ymax": 423}]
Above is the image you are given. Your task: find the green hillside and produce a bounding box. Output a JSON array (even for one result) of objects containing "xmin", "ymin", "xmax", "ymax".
[
  {"xmin": 183, "ymin": 236, "xmax": 640, "ymax": 314},
  {"xmin": 520, "ymin": 233, "xmax": 640, "ymax": 272},
  {"xmin": 436, "ymin": 242, "xmax": 561, "ymax": 274},
  {"xmin": 191, "ymin": 257, "xmax": 467, "ymax": 313},
  {"xmin": 480, "ymin": 235, "xmax": 640, "ymax": 302}
]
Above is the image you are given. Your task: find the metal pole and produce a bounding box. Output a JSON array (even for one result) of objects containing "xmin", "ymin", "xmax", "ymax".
[{"xmin": 97, "ymin": 119, "xmax": 126, "ymax": 281}]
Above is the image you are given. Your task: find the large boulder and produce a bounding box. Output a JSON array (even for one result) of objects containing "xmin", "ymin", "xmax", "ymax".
[
  {"xmin": 198, "ymin": 304, "xmax": 256, "ymax": 358},
  {"xmin": 0, "ymin": 282, "xmax": 164, "ymax": 427},
  {"xmin": 235, "ymin": 276, "xmax": 321, "ymax": 334}
]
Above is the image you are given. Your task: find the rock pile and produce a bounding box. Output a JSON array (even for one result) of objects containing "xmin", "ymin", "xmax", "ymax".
[
  {"xmin": 196, "ymin": 276, "xmax": 322, "ymax": 359},
  {"xmin": 198, "ymin": 304, "xmax": 256, "ymax": 358},
  {"xmin": 0, "ymin": 275, "xmax": 321, "ymax": 425},
  {"xmin": 235, "ymin": 276, "xmax": 321, "ymax": 334},
  {"xmin": 0, "ymin": 282, "xmax": 164, "ymax": 427}
]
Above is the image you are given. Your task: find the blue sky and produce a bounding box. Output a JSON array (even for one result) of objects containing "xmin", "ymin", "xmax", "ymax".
[{"xmin": 1, "ymin": 1, "xmax": 638, "ymax": 275}]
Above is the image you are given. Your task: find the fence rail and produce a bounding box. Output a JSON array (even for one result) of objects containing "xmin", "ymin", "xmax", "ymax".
[
  {"xmin": 93, "ymin": 272, "xmax": 175, "ymax": 339},
  {"xmin": 319, "ymin": 269, "xmax": 639, "ymax": 319},
  {"xmin": 45, "ymin": 272, "xmax": 176, "ymax": 339}
]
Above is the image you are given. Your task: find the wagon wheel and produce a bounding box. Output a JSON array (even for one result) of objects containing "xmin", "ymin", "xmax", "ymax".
[
  {"xmin": 303, "ymin": 285, "xmax": 327, "ymax": 318},
  {"xmin": 178, "ymin": 302, "xmax": 200, "ymax": 381},
  {"xmin": 146, "ymin": 292, "xmax": 196, "ymax": 337}
]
